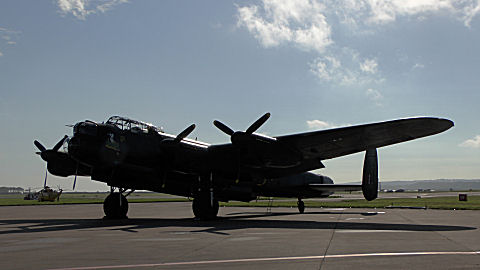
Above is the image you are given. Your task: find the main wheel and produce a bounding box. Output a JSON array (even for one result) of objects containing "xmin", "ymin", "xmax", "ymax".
[
  {"xmin": 103, "ymin": 192, "xmax": 128, "ymax": 219},
  {"xmin": 192, "ymin": 196, "xmax": 219, "ymax": 220}
]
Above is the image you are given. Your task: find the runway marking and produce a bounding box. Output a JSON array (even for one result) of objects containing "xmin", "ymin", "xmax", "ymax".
[
  {"xmin": 227, "ymin": 236, "xmax": 261, "ymax": 241},
  {"xmin": 129, "ymin": 238, "xmax": 195, "ymax": 241},
  {"xmin": 245, "ymin": 232, "xmax": 279, "ymax": 235},
  {"xmin": 48, "ymin": 251, "xmax": 480, "ymax": 270},
  {"xmin": 338, "ymin": 230, "xmax": 410, "ymax": 233}
]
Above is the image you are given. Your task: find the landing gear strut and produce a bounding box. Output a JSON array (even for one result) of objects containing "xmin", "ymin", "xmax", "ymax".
[
  {"xmin": 103, "ymin": 187, "xmax": 131, "ymax": 219},
  {"xmin": 192, "ymin": 194, "xmax": 219, "ymax": 220},
  {"xmin": 297, "ymin": 198, "xmax": 305, "ymax": 214},
  {"xmin": 192, "ymin": 173, "xmax": 219, "ymax": 220}
]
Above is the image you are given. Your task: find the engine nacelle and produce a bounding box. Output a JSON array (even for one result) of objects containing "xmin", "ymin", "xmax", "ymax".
[
  {"xmin": 362, "ymin": 148, "xmax": 378, "ymax": 201},
  {"xmin": 46, "ymin": 152, "xmax": 78, "ymax": 177}
]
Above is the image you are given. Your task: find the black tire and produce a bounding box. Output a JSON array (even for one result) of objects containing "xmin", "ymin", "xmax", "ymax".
[
  {"xmin": 103, "ymin": 193, "xmax": 128, "ymax": 219},
  {"xmin": 297, "ymin": 200, "xmax": 305, "ymax": 214},
  {"xmin": 192, "ymin": 196, "xmax": 219, "ymax": 220}
]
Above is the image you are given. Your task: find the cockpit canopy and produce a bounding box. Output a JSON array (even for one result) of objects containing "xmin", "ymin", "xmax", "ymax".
[{"xmin": 105, "ymin": 116, "xmax": 163, "ymax": 133}]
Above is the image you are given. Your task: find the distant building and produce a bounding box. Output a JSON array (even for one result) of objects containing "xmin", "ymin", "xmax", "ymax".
[{"xmin": 0, "ymin": 187, "xmax": 24, "ymax": 194}]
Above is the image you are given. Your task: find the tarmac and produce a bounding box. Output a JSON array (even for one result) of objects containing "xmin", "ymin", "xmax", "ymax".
[{"xmin": 0, "ymin": 202, "xmax": 479, "ymax": 270}]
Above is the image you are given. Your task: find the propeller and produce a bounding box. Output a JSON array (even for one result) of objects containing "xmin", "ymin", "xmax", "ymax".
[
  {"xmin": 73, "ymin": 175, "xmax": 77, "ymax": 190},
  {"xmin": 213, "ymin": 112, "xmax": 275, "ymax": 144},
  {"xmin": 213, "ymin": 113, "xmax": 275, "ymax": 183},
  {"xmin": 213, "ymin": 121, "xmax": 234, "ymax": 136},
  {"xmin": 34, "ymin": 135, "xmax": 69, "ymax": 191},
  {"xmin": 34, "ymin": 135, "xmax": 68, "ymax": 161},
  {"xmin": 161, "ymin": 124, "xmax": 196, "ymax": 145},
  {"xmin": 43, "ymin": 167, "xmax": 48, "ymax": 188},
  {"xmin": 246, "ymin": 112, "xmax": 271, "ymax": 134},
  {"xmin": 73, "ymin": 163, "xmax": 78, "ymax": 190},
  {"xmin": 174, "ymin": 124, "xmax": 196, "ymax": 143},
  {"xmin": 158, "ymin": 124, "xmax": 196, "ymax": 178}
]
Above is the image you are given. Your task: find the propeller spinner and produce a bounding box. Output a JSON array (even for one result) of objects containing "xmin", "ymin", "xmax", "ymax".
[{"xmin": 213, "ymin": 112, "xmax": 275, "ymax": 144}]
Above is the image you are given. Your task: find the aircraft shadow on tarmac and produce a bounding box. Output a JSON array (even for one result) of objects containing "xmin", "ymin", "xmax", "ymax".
[{"xmin": 0, "ymin": 211, "xmax": 476, "ymax": 235}]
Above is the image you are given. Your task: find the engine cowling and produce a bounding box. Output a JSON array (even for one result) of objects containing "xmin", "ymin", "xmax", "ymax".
[
  {"xmin": 46, "ymin": 152, "xmax": 78, "ymax": 177},
  {"xmin": 362, "ymin": 148, "xmax": 378, "ymax": 201}
]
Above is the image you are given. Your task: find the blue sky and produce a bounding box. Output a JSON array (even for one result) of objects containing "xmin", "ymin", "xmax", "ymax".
[{"xmin": 0, "ymin": 0, "xmax": 479, "ymax": 191}]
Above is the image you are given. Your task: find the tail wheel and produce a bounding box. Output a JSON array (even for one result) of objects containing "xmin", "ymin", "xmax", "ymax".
[
  {"xmin": 297, "ymin": 200, "xmax": 305, "ymax": 214},
  {"xmin": 103, "ymin": 192, "xmax": 128, "ymax": 219}
]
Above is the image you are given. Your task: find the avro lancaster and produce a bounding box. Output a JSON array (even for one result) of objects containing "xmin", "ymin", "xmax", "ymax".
[{"xmin": 34, "ymin": 113, "xmax": 453, "ymax": 219}]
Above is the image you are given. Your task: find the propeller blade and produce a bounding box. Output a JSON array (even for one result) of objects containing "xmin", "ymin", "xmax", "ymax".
[
  {"xmin": 34, "ymin": 140, "xmax": 47, "ymax": 153},
  {"xmin": 246, "ymin": 112, "xmax": 270, "ymax": 134},
  {"xmin": 213, "ymin": 120, "xmax": 234, "ymax": 136},
  {"xmin": 44, "ymin": 167, "xmax": 48, "ymax": 188},
  {"xmin": 52, "ymin": 135, "xmax": 68, "ymax": 152},
  {"xmin": 174, "ymin": 124, "xmax": 196, "ymax": 143},
  {"xmin": 73, "ymin": 163, "xmax": 78, "ymax": 190}
]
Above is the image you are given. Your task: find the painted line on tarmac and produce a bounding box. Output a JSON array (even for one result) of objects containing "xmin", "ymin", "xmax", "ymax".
[
  {"xmin": 48, "ymin": 251, "xmax": 480, "ymax": 270},
  {"xmin": 338, "ymin": 229, "xmax": 411, "ymax": 233}
]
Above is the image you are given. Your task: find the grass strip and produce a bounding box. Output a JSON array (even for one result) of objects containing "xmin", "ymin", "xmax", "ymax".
[
  {"xmin": 2, "ymin": 194, "xmax": 480, "ymax": 210},
  {"xmin": 220, "ymin": 196, "xmax": 480, "ymax": 210},
  {"xmin": 0, "ymin": 197, "xmax": 190, "ymax": 206}
]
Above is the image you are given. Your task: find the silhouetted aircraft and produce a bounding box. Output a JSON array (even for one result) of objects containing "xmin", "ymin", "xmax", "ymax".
[{"xmin": 34, "ymin": 114, "xmax": 453, "ymax": 219}]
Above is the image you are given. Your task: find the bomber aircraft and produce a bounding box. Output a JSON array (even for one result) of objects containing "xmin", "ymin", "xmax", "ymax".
[{"xmin": 34, "ymin": 113, "xmax": 453, "ymax": 219}]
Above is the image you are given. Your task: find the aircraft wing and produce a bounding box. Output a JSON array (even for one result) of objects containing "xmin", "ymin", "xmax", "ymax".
[
  {"xmin": 276, "ymin": 117, "xmax": 453, "ymax": 161},
  {"xmin": 209, "ymin": 117, "xmax": 453, "ymax": 178}
]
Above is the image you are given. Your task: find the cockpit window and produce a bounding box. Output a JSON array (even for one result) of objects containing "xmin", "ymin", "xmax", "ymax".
[
  {"xmin": 74, "ymin": 121, "xmax": 98, "ymax": 136},
  {"xmin": 105, "ymin": 116, "xmax": 162, "ymax": 133}
]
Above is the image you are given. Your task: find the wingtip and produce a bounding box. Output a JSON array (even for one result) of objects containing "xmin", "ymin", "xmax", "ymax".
[
  {"xmin": 439, "ymin": 118, "xmax": 454, "ymax": 129},
  {"xmin": 429, "ymin": 117, "xmax": 454, "ymax": 134}
]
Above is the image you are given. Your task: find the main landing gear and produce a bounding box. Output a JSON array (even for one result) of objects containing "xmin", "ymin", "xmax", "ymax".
[
  {"xmin": 192, "ymin": 194, "xmax": 219, "ymax": 220},
  {"xmin": 103, "ymin": 187, "xmax": 133, "ymax": 219},
  {"xmin": 192, "ymin": 174, "xmax": 219, "ymax": 220},
  {"xmin": 297, "ymin": 198, "xmax": 305, "ymax": 214}
]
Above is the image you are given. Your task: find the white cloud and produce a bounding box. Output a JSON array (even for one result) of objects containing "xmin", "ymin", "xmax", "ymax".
[
  {"xmin": 459, "ymin": 135, "xmax": 480, "ymax": 148},
  {"xmin": 237, "ymin": 1, "xmax": 480, "ymax": 52},
  {"xmin": 366, "ymin": 88, "xmax": 383, "ymax": 105},
  {"xmin": 360, "ymin": 58, "xmax": 378, "ymax": 74},
  {"xmin": 307, "ymin": 120, "xmax": 351, "ymax": 129},
  {"xmin": 237, "ymin": 0, "xmax": 332, "ymax": 53},
  {"xmin": 327, "ymin": 0, "xmax": 480, "ymax": 27},
  {"xmin": 307, "ymin": 120, "xmax": 334, "ymax": 129},
  {"xmin": 365, "ymin": 0, "xmax": 453, "ymax": 24},
  {"xmin": 57, "ymin": 0, "xmax": 128, "ymax": 20},
  {"xmin": 309, "ymin": 55, "xmax": 341, "ymax": 81},
  {"xmin": 412, "ymin": 63, "xmax": 425, "ymax": 69},
  {"xmin": 0, "ymin": 27, "xmax": 20, "ymax": 57},
  {"xmin": 461, "ymin": 1, "xmax": 480, "ymax": 27},
  {"xmin": 236, "ymin": 0, "xmax": 480, "ymax": 97},
  {"xmin": 309, "ymin": 49, "xmax": 383, "ymax": 85}
]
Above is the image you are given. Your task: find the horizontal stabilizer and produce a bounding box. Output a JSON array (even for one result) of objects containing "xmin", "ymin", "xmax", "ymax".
[{"xmin": 309, "ymin": 184, "xmax": 362, "ymax": 192}]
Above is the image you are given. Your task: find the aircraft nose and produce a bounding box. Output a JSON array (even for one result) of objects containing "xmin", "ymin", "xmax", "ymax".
[{"xmin": 67, "ymin": 136, "xmax": 81, "ymax": 156}]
